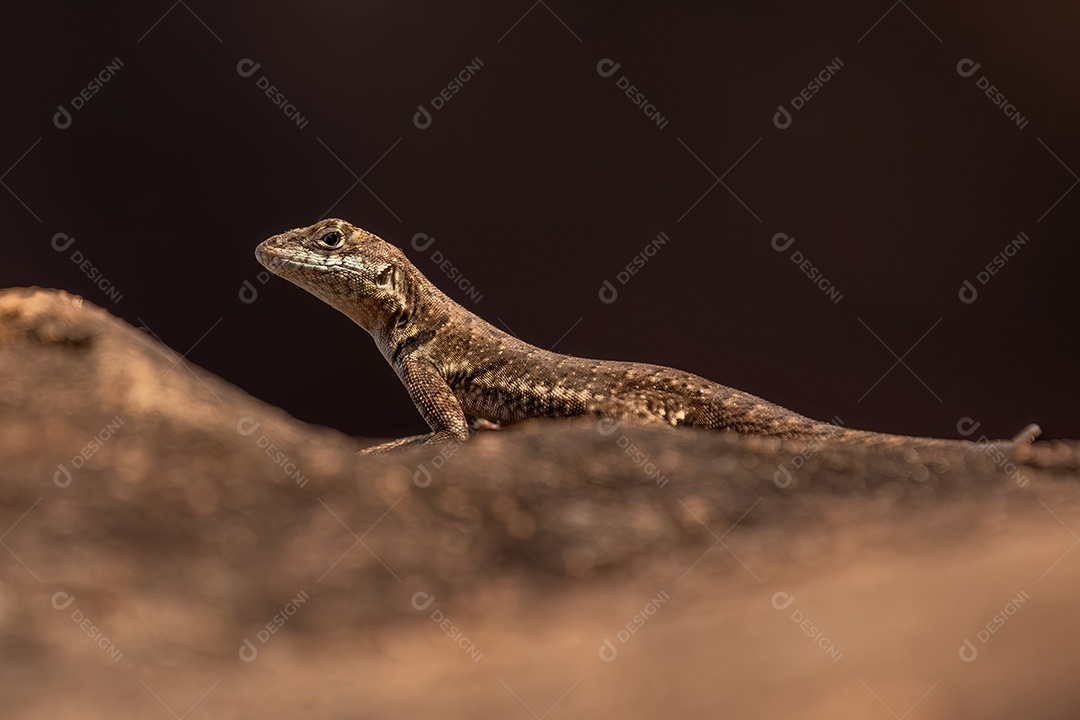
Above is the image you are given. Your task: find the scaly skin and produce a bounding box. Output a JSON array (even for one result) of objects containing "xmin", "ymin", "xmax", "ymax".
[{"xmin": 256, "ymin": 219, "xmax": 1038, "ymax": 453}]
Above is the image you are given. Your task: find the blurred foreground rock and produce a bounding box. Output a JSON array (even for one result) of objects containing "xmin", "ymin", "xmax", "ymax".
[{"xmin": 1, "ymin": 288, "xmax": 1079, "ymax": 719}]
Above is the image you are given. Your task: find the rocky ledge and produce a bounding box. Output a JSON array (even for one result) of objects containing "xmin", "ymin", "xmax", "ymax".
[{"xmin": 1, "ymin": 288, "xmax": 1078, "ymax": 718}]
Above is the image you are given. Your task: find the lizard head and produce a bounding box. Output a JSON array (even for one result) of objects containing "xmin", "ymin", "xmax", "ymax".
[{"xmin": 256, "ymin": 218, "xmax": 411, "ymax": 334}]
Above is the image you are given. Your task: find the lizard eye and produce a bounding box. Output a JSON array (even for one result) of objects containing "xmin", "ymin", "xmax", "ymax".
[{"xmin": 319, "ymin": 230, "xmax": 344, "ymax": 249}]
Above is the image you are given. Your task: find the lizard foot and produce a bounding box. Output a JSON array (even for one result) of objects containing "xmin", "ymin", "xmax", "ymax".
[
  {"xmin": 358, "ymin": 430, "xmax": 470, "ymax": 455},
  {"xmin": 469, "ymin": 417, "xmax": 503, "ymax": 432},
  {"xmin": 1010, "ymin": 423, "xmax": 1042, "ymax": 445},
  {"xmin": 358, "ymin": 434, "xmax": 432, "ymax": 455}
]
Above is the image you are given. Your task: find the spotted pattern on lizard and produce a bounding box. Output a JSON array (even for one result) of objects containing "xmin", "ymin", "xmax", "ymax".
[{"xmin": 256, "ymin": 219, "xmax": 1039, "ymax": 454}]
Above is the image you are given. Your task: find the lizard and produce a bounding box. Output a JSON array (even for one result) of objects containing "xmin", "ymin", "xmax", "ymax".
[{"xmin": 255, "ymin": 218, "xmax": 1040, "ymax": 454}]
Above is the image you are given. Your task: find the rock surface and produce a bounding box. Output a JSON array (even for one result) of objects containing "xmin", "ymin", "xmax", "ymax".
[{"xmin": 1, "ymin": 288, "xmax": 1078, "ymax": 719}]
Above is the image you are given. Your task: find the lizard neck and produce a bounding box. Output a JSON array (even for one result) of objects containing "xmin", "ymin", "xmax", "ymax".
[
  {"xmin": 375, "ymin": 254, "xmax": 533, "ymax": 373},
  {"xmin": 371, "ymin": 258, "xmax": 473, "ymax": 361}
]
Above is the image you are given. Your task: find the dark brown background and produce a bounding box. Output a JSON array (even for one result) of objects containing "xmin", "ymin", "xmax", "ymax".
[{"xmin": 3, "ymin": 1, "xmax": 1077, "ymax": 439}]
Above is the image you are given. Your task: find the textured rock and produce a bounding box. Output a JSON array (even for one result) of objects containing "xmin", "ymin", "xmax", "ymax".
[{"xmin": 1, "ymin": 288, "xmax": 1078, "ymax": 718}]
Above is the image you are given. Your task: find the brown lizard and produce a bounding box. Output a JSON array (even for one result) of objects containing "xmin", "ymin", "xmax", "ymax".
[{"xmin": 256, "ymin": 219, "xmax": 1039, "ymax": 453}]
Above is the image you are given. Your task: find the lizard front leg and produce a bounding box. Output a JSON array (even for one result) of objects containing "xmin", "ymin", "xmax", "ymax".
[{"xmin": 360, "ymin": 358, "xmax": 470, "ymax": 455}]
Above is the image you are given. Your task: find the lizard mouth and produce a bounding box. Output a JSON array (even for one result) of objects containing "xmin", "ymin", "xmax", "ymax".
[{"xmin": 255, "ymin": 244, "xmax": 328, "ymax": 274}]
